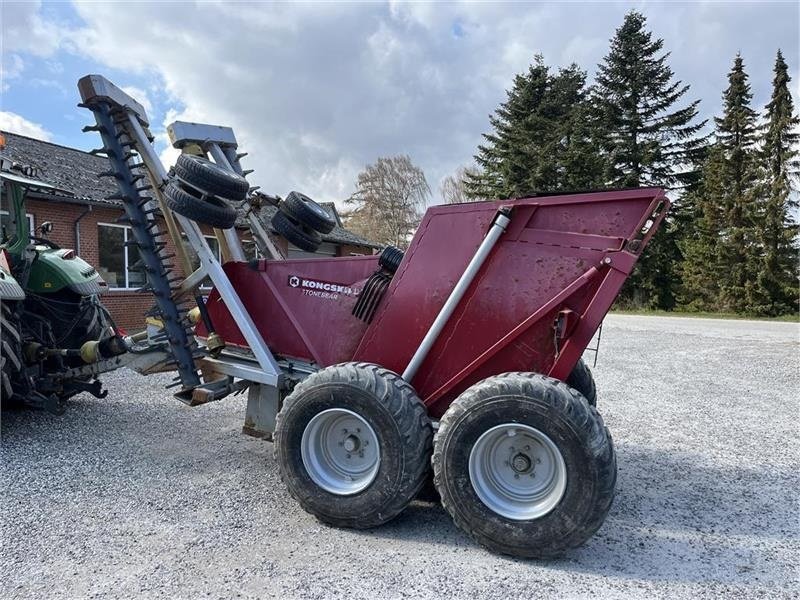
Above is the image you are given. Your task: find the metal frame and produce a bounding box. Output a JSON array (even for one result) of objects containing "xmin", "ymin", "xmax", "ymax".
[
  {"xmin": 125, "ymin": 115, "xmax": 283, "ymax": 385},
  {"xmin": 167, "ymin": 121, "xmax": 285, "ymax": 261}
]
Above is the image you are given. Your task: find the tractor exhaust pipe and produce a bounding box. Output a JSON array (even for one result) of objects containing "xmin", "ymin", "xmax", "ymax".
[{"xmin": 402, "ymin": 209, "xmax": 511, "ymax": 383}]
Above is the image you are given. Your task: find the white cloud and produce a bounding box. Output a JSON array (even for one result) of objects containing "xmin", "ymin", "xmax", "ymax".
[
  {"xmin": 3, "ymin": 1, "xmax": 799, "ymax": 208},
  {"xmin": 120, "ymin": 86, "xmax": 154, "ymax": 118},
  {"xmin": 1, "ymin": 54, "xmax": 25, "ymax": 91},
  {"xmin": 0, "ymin": 111, "xmax": 53, "ymax": 140}
]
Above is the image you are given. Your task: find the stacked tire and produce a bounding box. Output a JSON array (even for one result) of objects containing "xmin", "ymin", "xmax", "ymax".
[
  {"xmin": 165, "ymin": 154, "xmax": 248, "ymax": 229},
  {"xmin": 271, "ymin": 191, "xmax": 336, "ymax": 253}
]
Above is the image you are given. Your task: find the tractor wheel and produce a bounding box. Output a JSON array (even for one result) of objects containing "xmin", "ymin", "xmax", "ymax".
[
  {"xmin": 165, "ymin": 181, "xmax": 237, "ymax": 230},
  {"xmin": 271, "ymin": 209, "xmax": 321, "ymax": 253},
  {"xmin": 174, "ymin": 154, "xmax": 250, "ymax": 201},
  {"xmin": 274, "ymin": 362, "xmax": 433, "ymax": 528},
  {"xmin": 1, "ymin": 303, "xmax": 24, "ymax": 406},
  {"xmin": 566, "ymin": 358, "xmax": 597, "ymax": 406},
  {"xmin": 280, "ymin": 191, "xmax": 336, "ymax": 234},
  {"xmin": 433, "ymin": 372, "xmax": 616, "ymax": 559}
]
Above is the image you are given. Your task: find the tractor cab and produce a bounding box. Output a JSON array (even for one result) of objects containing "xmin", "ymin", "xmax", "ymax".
[{"xmin": 0, "ymin": 143, "xmax": 106, "ymax": 297}]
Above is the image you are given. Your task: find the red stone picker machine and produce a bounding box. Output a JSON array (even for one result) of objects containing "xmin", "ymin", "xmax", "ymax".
[{"xmin": 77, "ymin": 75, "xmax": 669, "ymax": 558}]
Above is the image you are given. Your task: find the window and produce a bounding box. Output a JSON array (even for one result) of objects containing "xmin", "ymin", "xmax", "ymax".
[
  {"xmin": 288, "ymin": 242, "xmax": 337, "ymax": 259},
  {"xmin": 97, "ymin": 223, "xmax": 146, "ymax": 289},
  {"xmin": 242, "ymin": 239, "xmax": 262, "ymax": 260},
  {"xmin": 182, "ymin": 234, "xmax": 222, "ymax": 288},
  {"xmin": 0, "ymin": 210, "xmax": 34, "ymax": 242}
]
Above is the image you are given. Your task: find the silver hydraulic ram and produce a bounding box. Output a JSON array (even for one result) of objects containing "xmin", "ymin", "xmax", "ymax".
[{"xmin": 402, "ymin": 210, "xmax": 511, "ymax": 382}]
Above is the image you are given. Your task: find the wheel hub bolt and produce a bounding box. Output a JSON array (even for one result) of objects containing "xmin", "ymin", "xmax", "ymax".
[
  {"xmin": 511, "ymin": 453, "xmax": 532, "ymax": 473},
  {"xmin": 343, "ymin": 435, "xmax": 360, "ymax": 453}
]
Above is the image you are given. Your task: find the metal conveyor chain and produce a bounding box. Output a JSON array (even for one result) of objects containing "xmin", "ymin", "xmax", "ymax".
[{"xmin": 80, "ymin": 100, "xmax": 201, "ymax": 391}]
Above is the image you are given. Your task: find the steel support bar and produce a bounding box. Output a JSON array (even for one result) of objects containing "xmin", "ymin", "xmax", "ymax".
[
  {"xmin": 177, "ymin": 213, "xmax": 281, "ymax": 384},
  {"xmin": 132, "ymin": 114, "xmax": 280, "ymax": 383},
  {"xmin": 206, "ymin": 143, "xmax": 246, "ymax": 262},
  {"xmin": 220, "ymin": 143, "xmax": 284, "ymax": 261},
  {"xmin": 177, "ymin": 266, "xmax": 211, "ymax": 299},
  {"xmin": 126, "ymin": 114, "xmax": 195, "ymax": 279},
  {"xmin": 402, "ymin": 211, "xmax": 511, "ymax": 382}
]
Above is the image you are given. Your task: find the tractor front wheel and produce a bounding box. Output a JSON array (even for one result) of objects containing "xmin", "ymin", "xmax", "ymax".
[
  {"xmin": 433, "ymin": 372, "xmax": 616, "ymax": 558},
  {"xmin": 274, "ymin": 362, "xmax": 432, "ymax": 528}
]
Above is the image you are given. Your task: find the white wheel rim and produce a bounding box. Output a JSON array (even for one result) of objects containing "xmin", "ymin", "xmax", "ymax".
[
  {"xmin": 469, "ymin": 423, "xmax": 567, "ymax": 520},
  {"xmin": 301, "ymin": 408, "xmax": 381, "ymax": 495}
]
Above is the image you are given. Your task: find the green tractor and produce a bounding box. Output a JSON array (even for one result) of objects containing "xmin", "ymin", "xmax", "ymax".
[{"xmin": 0, "ymin": 144, "xmax": 129, "ymax": 414}]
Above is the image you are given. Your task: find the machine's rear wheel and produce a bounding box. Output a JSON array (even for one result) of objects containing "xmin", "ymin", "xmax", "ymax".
[
  {"xmin": 274, "ymin": 362, "xmax": 432, "ymax": 528},
  {"xmin": 433, "ymin": 372, "xmax": 616, "ymax": 558},
  {"xmin": 271, "ymin": 210, "xmax": 322, "ymax": 253},
  {"xmin": 566, "ymin": 358, "xmax": 597, "ymax": 406}
]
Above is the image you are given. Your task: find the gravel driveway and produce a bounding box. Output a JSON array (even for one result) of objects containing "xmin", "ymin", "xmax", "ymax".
[{"xmin": 2, "ymin": 314, "xmax": 798, "ymax": 599}]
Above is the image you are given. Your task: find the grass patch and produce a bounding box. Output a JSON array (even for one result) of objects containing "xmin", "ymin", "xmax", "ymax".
[{"xmin": 610, "ymin": 309, "xmax": 799, "ymax": 322}]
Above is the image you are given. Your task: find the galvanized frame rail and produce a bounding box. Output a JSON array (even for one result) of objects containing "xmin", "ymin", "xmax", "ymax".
[{"xmin": 126, "ymin": 116, "xmax": 282, "ymax": 387}]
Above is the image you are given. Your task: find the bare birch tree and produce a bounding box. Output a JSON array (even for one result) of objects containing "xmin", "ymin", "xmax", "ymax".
[
  {"xmin": 440, "ymin": 166, "xmax": 480, "ymax": 204},
  {"xmin": 344, "ymin": 155, "xmax": 430, "ymax": 248}
]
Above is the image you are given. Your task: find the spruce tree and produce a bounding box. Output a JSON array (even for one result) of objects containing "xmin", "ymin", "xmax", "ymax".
[
  {"xmin": 593, "ymin": 10, "xmax": 705, "ymax": 309},
  {"xmin": 754, "ymin": 50, "xmax": 799, "ymax": 315},
  {"xmin": 714, "ymin": 54, "xmax": 760, "ymax": 312},
  {"xmin": 593, "ymin": 10, "xmax": 705, "ymax": 188},
  {"xmin": 678, "ymin": 145, "xmax": 726, "ymax": 310},
  {"xmin": 465, "ymin": 57, "xmax": 602, "ymax": 199}
]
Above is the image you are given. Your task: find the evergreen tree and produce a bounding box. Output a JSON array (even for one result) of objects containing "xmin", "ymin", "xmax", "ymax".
[
  {"xmin": 465, "ymin": 57, "xmax": 603, "ymax": 199},
  {"xmin": 714, "ymin": 54, "xmax": 760, "ymax": 312},
  {"xmin": 753, "ymin": 50, "xmax": 800, "ymax": 315},
  {"xmin": 593, "ymin": 10, "xmax": 705, "ymax": 309},
  {"xmin": 678, "ymin": 145, "xmax": 726, "ymax": 310},
  {"xmin": 593, "ymin": 10, "xmax": 705, "ymax": 188}
]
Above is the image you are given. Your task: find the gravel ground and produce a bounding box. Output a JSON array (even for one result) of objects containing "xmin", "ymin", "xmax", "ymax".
[{"xmin": 2, "ymin": 314, "xmax": 798, "ymax": 599}]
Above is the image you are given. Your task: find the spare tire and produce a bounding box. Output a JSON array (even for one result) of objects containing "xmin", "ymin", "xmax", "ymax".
[
  {"xmin": 271, "ymin": 210, "xmax": 321, "ymax": 253},
  {"xmin": 165, "ymin": 180, "xmax": 237, "ymax": 229},
  {"xmin": 280, "ymin": 191, "xmax": 336, "ymax": 234},
  {"xmin": 174, "ymin": 154, "xmax": 249, "ymax": 201}
]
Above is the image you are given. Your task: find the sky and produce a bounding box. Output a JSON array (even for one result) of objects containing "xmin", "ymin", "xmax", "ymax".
[{"xmin": 1, "ymin": 1, "xmax": 798, "ymax": 208}]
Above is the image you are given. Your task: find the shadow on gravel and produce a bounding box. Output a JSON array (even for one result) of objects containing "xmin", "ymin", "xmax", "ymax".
[{"xmin": 348, "ymin": 442, "xmax": 797, "ymax": 585}]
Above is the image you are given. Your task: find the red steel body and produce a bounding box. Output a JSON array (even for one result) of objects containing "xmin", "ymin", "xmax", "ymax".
[{"xmin": 201, "ymin": 188, "xmax": 669, "ymax": 417}]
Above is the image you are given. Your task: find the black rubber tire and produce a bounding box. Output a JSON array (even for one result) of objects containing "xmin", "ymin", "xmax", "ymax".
[
  {"xmin": 416, "ymin": 469, "xmax": 440, "ymax": 503},
  {"xmin": 271, "ymin": 209, "xmax": 321, "ymax": 253},
  {"xmin": 280, "ymin": 191, "xmax": 336, "ymax": 234},
  {"xmin": 165, "ymin": 180, "xmax": 237, "ymax": 230},
  {"xmin": 566, "ymin": 358, "xmax": 597, "ymax": 406},
  {"xmin": 378, "ymin": 246, "xmax": 404, "ymax": 274},
  {"xmin": 433, "ymin": 372, "xmax": 616, "ymax": 559},
  {"xmin": 1, "ymin": 303, "xmax": 23, "ymax": 406},
  {"xmin": 274, "ymin": 362, "xmax": 433, "ymax": 529},
  {"xmin": 174, "ymin": 154, "xmax": 249, "ymax": 201}
]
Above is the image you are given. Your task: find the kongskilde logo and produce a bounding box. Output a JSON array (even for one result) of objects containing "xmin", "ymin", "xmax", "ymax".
[{"xmin": 287, "ymin": 275, "xmax": 357, "ymax": 299}]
